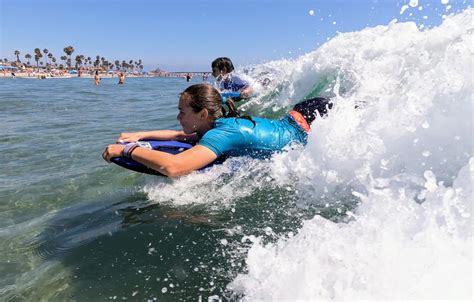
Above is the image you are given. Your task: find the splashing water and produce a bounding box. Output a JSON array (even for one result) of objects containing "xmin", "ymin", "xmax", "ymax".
[
  {"xmin": 141, "ymin": 8, "xmax": 473, "ymax": 300},
  {"xmin": 225, "ymin": 9, "xmax": 473, "ymax": 300}
]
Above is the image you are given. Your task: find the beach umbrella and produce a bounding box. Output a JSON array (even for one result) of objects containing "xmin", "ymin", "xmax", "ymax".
[{"xmin": 69, "ymin": 70, "xmax": 78, "ymax": 74}]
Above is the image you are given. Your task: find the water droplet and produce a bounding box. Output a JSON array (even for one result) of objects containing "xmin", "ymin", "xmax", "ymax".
[
  {"xmin": 409, "ymin": 0, "xmax": 418, "ymax": 8},
  {"xmin": 264, "ymin": 227, "xmax": 273, "ymax": 236}
]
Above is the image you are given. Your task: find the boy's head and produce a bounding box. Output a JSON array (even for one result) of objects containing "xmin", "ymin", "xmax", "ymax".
[{"xmin": 211, "ymin": 57, "xmax": 234, "ymax": 78}]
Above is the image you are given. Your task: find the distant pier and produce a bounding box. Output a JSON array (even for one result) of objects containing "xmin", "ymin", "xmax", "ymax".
[{"xmin": 149, "ymin": 71, "xmax": 210, "ymax": 78}]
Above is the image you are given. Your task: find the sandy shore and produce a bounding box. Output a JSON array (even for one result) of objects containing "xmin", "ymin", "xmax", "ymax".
[
  {"xmin": 0, "ymin": 71, "xmax": 150, "ymax": 79},
  {"xmin": 0, "ymin": 72, "xmax": 70, "ymax": 79}
]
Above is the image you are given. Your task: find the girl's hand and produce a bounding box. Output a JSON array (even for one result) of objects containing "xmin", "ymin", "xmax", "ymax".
[
  {"xmin": 117, "ymin": 132, "xmax": 143, "ymax": 143},
  {"xmin": 102, "ymin": 144, "xmax": 126, "ymax": 162}
]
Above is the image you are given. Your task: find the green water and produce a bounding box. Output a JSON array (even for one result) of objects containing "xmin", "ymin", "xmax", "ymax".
[{"xmin": 0, "ymin": 77, "xmax": 332, "ymax": 301}]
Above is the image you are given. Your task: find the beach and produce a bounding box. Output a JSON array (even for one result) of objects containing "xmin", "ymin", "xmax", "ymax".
[
  {"xmin": 0, "ymin": 70, "xmax": 208, "ymax": 80},
  {"xmin": 0, "ymin": 70, "xmax": 150, "ymax": 79}
]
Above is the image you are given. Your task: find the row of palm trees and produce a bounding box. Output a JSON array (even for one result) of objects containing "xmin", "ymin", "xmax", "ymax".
[{"xmin": 3, "ymin": 46, "xmax": 144, "ymax": 73}]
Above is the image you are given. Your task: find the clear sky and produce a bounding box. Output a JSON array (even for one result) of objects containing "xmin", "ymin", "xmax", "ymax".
[{"xmin": 0, "ymin": 0, "xmax": 470, "ymax": 71}]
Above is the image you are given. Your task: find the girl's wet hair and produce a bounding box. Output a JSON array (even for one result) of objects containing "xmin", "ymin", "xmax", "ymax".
[
  {"xmin": 293, "ymin": 97, "xmax": 333, "ymax": 124},
  {"xmin": 211, "ymin": 57, "xmax": 235, "ymax": 73},
  {"xmin": 181, "ymin": 84, "xmax": 240, "ymax": 119}
]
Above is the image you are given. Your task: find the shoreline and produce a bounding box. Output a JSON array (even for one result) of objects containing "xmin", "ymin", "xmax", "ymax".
[
  {"xmin": 0, "ymin": 71, "xmax": 208, "ymax": 80},
  {"xmin": 0, "ymin": 72, "xmax": 154, "ymax": 79}
]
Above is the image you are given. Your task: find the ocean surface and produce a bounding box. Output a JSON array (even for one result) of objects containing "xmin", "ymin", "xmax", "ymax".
[{"xmin": 1, "ymin": 9, "xmax": 473, "ymax": 301}]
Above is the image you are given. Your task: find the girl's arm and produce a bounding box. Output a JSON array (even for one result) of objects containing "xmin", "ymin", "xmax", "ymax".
[
  {"xmin": 118, "ymin": 130, "xmax": 199, "ymax": 144},
  {"xmin": 103, "ymin": 144, "xmax": 217, "ymax": 177}
]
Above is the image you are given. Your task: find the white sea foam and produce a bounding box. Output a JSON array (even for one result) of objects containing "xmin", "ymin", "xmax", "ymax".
[
  {"xmin": 143, "ymin": 157, "xmax": 271, "ymax": 209},
  {"xmin": 228, "ymin": 8, "xmax": 473, "ymax": 300},
  {"xmin": 230, "ymin": 160, "xmax": 473, "ymax": 299},
  {"xmin": 142, "ymin": 8, "xmax": 473, "ymax": 299}
]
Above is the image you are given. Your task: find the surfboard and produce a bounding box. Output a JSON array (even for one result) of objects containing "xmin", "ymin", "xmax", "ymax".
[{"xmin": 110, "ymin": 140, "xmax": 193, "ymax": 176}]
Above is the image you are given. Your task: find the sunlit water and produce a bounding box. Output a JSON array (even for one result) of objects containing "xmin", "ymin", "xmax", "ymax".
[{"xmin": 1, "ymin": 8, "xmax": 473, "ymax": 301}]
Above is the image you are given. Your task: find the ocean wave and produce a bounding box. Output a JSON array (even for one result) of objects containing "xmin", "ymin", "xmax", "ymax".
[{"xmin": 229, "ymin": 8, "xmax": 473, "ymax": 299}]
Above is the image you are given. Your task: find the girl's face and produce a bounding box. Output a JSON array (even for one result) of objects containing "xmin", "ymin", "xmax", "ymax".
[
  {"xmin": 177, "ymin": 95, "xmax": 207, "ymax": 134},
  {"xmin": 212, "ymin": 67, "xmax": 222, "ymax": 80}
]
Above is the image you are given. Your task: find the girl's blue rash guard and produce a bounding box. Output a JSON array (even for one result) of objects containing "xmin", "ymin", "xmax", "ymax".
[{"xmin": 198, "ymin": 115, "xmax": 308, "ymax": 158}]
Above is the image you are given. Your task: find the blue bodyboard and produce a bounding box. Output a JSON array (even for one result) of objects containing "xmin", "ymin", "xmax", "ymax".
[{"xmin": 111, "ymin": 140, "xmax": 193, "ymax": 176}]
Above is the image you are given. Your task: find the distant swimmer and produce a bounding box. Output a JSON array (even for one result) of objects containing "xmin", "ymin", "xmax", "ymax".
[
  {"xmin": 118, "ymin": 72, "xmax": 125, "ymax": 85},
  {"xmin": 94, "ymin": 70, "xmax": 101, "ymax": 86},
  {"xmin": 186, "ymin": 73, "xmax": 192, "ymax": 82},
  {"xmin": 211, "ymin": 57, "xmax": 253, "ymax": 100},
  {"xmin": 102, "ymin": 83, "xmax": 332, "ymax": 177}
]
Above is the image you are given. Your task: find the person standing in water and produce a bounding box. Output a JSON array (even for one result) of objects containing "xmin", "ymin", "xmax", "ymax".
[
  {"xmin": 118, "ymin": 72, "xmax": 125, "ymax": 85},
  {"xmin": 102, "ymin": 84, "xmax": 332, "ymax": 177},
  {"xmin": 211, "ymin": 57, "xmax": 253, "ymax": 100},
  {"xmin": 94, "ymin": 70, "xmax": 101, "ymax": 86}
]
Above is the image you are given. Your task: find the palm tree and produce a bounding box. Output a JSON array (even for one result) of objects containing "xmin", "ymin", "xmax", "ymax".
[
  {"xmin": 138, "ymin": 59, "xmax": 142, "ymax": 72},
  {"xmin": 101, "ymin": 60, "xmax": 108, "ymax": 72},
  {"xmin": 47, "ymin": 53, "xmax": 53, "ymax": 66},
  {"xmin": 101, "ymin": 57, "xmax": 106, "ymax": 70},
  {"xmin": 63, "ymin": 46, "xmax": 74, "ymax": 69},
  {"xmin": 14, "ymin": 50, "xmax": 20, "ymax": 62},
  {"xmin": 93, "ymin": 55, "xmax": 99, "ymax": 69},
  {"xmin": 60, "ymin": 55, "xmax": 67, "ymax": 66},
  {"xmin": 75, "ymin": 55, "xmax": 83, "ymax": 69},
  {"xmin": 43, "ymin": 49, "xmax": 49, "ymax": 65},
  {"xmin": 34, "ymin": 53, "xmax": 42, "ymax": 71},
  {"xmin": 25, "ymin": 54, "xmax": 32, "ymax": 66}
]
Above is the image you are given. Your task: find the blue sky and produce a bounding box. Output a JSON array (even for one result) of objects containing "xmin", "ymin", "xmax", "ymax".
[{"xmin": 0, "ymin": 0, "xmax": 470, "ymax": 71}]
